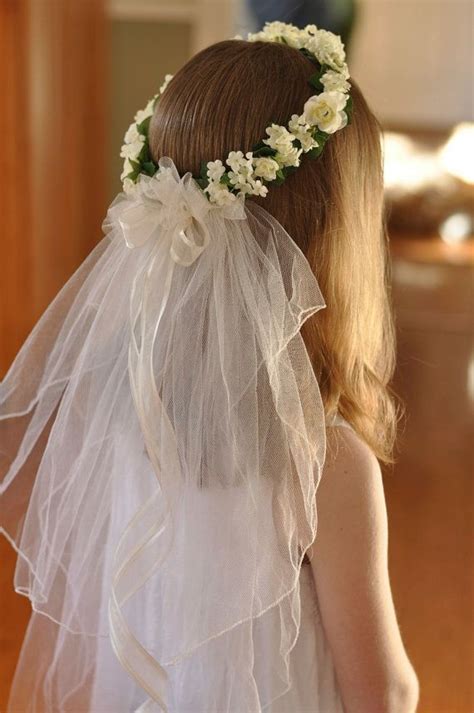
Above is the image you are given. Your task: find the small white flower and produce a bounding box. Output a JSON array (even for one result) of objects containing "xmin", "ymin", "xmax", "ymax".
[
  {"xmin": 134, "ymin": 108, "xmax": 151, "ymax": 124},
  {"xmin": 263, "ymin": 124, "xmax": 296, "ymax": 153},
  {"xmin": 288, "ymin": 114, "xmax": 319, "ymax": 153},
  {"xmin": 233, "ymin": 180, "xmax": 254, "ymax": 195},
  {"xmin": 320, "ymin": 69, "xmax": 351, "ymax": 94},
  {"xmin": 159, "ymin": 74, "xmax": 173, "ymax": 94},
  {"xmin": 226, "ymin": 150, "xmax": 253, "ymax": 174},
  {"xmin": 205, "ymin": 181, "xmax": 237, "ymax": 206},
  {"xmin": 261, "ymin": 21, "xmax": 297, "ymax": 40},
  {"xmin": 226, "ymin": 151, "xmax": 255, "ymax": 190},
  {"xmin": 275, "ymin": 145, "xmax": 303, "ymax": 168},
  {"xmin": 303, "ymin": 91, "xmax": 348, "ymax": 134},
  {"xmin": 305, "ymin": 30, "xmax": 346, "ymax": 72},
  {"xmin": 248, "ymin": 180, "xmax": 268, "ymax": 197},
  {"xmin": 206, "ymin": 159, "xmax": 226, "ymax": 182},
  {"xmin": 124, "ymin": 124, "xmax": 141, "ymax": 145},
  {"xmin": 120, "ymin": 135, "xmax": 145, "ymax": 160},
  {"xmin": 253, "ymin": 157, "xmax": 280, "ymax": 181},
  {"xmin": 133, "ymin": 95, "xmax": 157, "ymax": 125},
  {"xmin": 281, "ymin": 27, "xmax": 306, "ymax": 49}
]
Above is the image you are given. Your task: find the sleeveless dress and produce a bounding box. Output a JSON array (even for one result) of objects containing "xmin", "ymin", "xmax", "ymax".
[{"xmin": 7, "ymin": 413, "xmax": 352, "ymax": 713}]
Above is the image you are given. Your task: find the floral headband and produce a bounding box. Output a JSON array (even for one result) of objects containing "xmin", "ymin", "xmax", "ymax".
[{"xmin": 120, "ymin": 21, "xmax": 353, "ymax": 205}]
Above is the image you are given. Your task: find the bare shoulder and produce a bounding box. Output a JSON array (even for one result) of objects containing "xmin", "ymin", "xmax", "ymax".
[
  {"xmin": 325, "ymin": 423, "xmax": 381, "ymax": 477},
  {"xmin": 307, "ymin": 424, "xmax": 419, "ymax": 713},
  {"xmin": 314, "ymin": 425, "xmax": 385, "ymax": 529}
]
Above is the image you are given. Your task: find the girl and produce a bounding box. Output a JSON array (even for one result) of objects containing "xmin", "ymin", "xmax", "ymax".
[{"xmin": 1, "ymin": 23, "xmax": 419, "ymax": 713}]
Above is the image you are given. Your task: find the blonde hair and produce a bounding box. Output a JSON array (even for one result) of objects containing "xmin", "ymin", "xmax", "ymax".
[{"xmin": 149, "ymin": 39, "xmax": 403, "ymax": 465}]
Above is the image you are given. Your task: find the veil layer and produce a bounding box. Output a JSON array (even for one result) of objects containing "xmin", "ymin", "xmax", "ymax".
[{"xmin": 0, "ymin": 157, "xmax": 327, "ymax": 712}]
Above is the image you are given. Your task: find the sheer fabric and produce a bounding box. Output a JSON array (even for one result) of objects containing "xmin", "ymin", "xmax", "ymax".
[{"xmin": 1, "ymin": 157, "xmax": 334, "ymax": 711}]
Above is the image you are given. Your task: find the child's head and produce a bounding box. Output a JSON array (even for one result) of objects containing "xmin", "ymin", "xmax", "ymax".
[{"xmin": 149, "ymin": 39, "xmax": 401, "ymax": 464}]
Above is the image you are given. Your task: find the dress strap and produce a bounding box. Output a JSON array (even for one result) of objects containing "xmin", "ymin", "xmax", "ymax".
[{"xmin": 326, "ymin": 411, "xmax": 353, "ymax": 430}]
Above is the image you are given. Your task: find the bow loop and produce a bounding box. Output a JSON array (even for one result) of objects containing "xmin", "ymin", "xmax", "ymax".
[{"xmin": 103, "ymin": 156, "xmax": 247, "ymax": 267}]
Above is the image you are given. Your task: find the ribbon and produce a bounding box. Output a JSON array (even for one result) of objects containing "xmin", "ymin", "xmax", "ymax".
[{"xmin": 103, "ymin": 156, "xmax": 246, "ymax": 267}]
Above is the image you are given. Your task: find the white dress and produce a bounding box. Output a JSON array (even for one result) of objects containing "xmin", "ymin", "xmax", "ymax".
[{"xmin": 7, "ymin": 414, "xmax": 351, "ymax": 713}]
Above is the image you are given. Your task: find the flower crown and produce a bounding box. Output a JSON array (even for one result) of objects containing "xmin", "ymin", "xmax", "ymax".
[{"xmin": 120, "ymin": 21, "xmax": 353, "ymax": 205}]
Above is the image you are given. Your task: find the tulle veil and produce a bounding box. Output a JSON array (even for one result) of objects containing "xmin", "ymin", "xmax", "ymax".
[{"xmin": 0, "ymin": 157, "xmax": 327, "ymax": 712}]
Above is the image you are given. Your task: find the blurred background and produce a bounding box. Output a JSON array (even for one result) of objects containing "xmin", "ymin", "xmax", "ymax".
[{"xmin": 1, "ymin": 0, "xmax": 472, "ymax": 711}]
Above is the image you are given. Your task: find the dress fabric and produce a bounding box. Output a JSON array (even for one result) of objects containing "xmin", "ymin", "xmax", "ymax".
[{"xmin": 7, "ymin": 413, "xmax": 351, "ymax": 713}]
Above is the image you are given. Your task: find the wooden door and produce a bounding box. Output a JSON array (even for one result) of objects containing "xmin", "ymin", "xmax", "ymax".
[{"xmin": 0, "ymin": 0, "xmax": 107, "ymax": 707}]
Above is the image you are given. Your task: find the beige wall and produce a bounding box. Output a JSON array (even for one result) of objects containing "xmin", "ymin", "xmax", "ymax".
[
  {"xmin": 106, "ymin": 0, "xmax": 237, "ymax": 201},
  {"xmin": 350, "ymin": 0, "xmax": 473, "ymax": 129},
  {"xmin": 107, "ymin": 20, "xmax": 192, "ymax": 201}
]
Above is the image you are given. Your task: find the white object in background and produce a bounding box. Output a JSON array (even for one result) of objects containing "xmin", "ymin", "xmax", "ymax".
[{"xmin": 438, "ymin": 122, "xmax": 474, "ymax": 185}]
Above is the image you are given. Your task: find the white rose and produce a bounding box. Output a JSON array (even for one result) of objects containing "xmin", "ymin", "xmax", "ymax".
[
  {"xmin": 306, "ymin": 30, "xmax": 346, "ymax": 72},
  {"xmin": 320, "ymin": 69, "xmax": 351, "ymax": 93},
  {"xmin": 263, "ymin": 124, "xmax": 295, "ymax": 153},
  {"xmin": 303, "ymin": 91, "xmax": 348, "ymax": 134},
  {"xmin": 253, "ymin": 157, "xmax": 280, "ymax": 181}
]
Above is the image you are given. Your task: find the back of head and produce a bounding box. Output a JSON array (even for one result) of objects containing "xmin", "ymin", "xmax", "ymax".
[{"xmin": 149, "ymin": 39, "xmax": 401, "ymax": 464}]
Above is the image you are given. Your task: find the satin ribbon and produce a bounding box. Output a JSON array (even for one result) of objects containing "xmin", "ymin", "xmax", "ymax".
[{"xmin": 103, "ymin": 156, "xmax": 246, "ymax": 267}]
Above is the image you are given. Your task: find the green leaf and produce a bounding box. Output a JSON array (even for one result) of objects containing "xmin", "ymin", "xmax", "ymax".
[
  {"xmin": 308, "ymin": 63, "xmax": 332, "ymax": 93},
  {"xmin": 200, "ymin": 160, "xmax": 209, "ymax": 180},
  {"xmin": 311, "ymin": 127, "xmax": 329, "ymax": 144},
  {"xmin": 129, "ymin": 158, "xmax": 141, "ymax": 171},
  {"xmin": 142, "ymin": 161, "xmax": 157, "ymax": 176},
  {"xmin": 138, "ymin": 142, "xmax": 149, "ymax": 163},
  {"xmin": 344, "ymin": 95, "xmax": 354, "ymax": 125},
  {"xmin": 137, "ymin": 116, "xmax": 151, "ymax": 136},
  {"xmin": 309, "ymin": 73, "xmax": 324, "ymax": 92},
  {"xmin": 273, "ymin": 168, "xmax": 286, "ymax": 186},
  {"xmin": 299, "ymin": 47, "xmax": 320, "ymax": 68},
  {"xmin": 252, "ymin": 145, "xmax": 277, "ymax": 158},
  {"xmin": 306, "ymin": 145, "xmax": 324, "ymax": 159},
  {"xmin": 195, "ymin": 177, "xmax": 209, "ymax": 190},
  {"xmin": 220, "ymin": 172, "xmax": 231, "ymax": 186}
]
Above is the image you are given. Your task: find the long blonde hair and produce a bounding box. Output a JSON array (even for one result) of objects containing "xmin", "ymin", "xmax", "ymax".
[{"xmin": 149, "ymin": 39, "xmax": 403, "ymax": 464}]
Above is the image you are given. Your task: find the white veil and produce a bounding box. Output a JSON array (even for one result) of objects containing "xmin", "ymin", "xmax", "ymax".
[{"xmin": 0, "ymin": 157, "xmax": 327, "ymax": 712}]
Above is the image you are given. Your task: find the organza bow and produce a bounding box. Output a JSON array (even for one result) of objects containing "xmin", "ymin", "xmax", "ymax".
[{"xmin": 103, "ymin": 156, "xmax": 246, "ymax": 267}]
